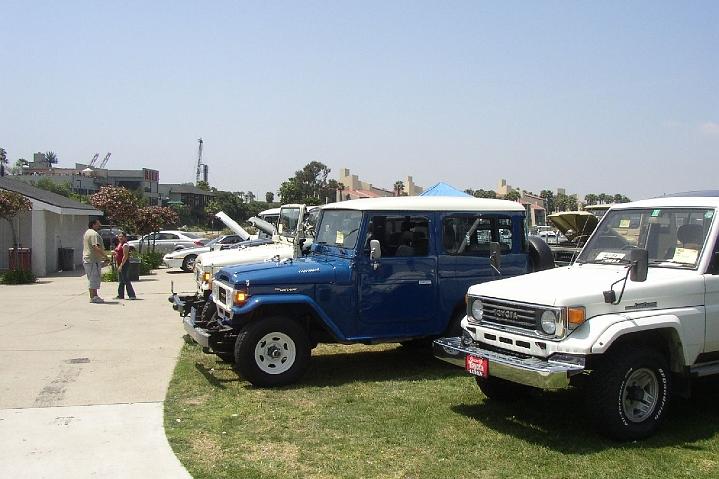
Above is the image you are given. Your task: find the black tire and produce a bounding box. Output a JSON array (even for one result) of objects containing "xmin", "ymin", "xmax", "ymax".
[
  {"xmin": 476, "ymin": 376, "xmax": 530, "ymax": 401},
  {"xmin": 528, "ymin": 236, "xmax": 555, "ymax": 272},
  {"xmin": 181, "ymin": 254, "xmax": 197, "ymax": 272},
  {"xmin": 586, "ymin": 346, "xmax": 671, "ymax": 441},
  {"xmin": 233, "ymin": 316, "xmax": 311, "ymax": 387},
  {"xmin": 196, "ymin": 301, "xmax": 217, "ymax": 328}
]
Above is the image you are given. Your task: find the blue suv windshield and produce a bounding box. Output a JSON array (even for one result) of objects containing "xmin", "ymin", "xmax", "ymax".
[{"xmin": 316, "ymin": 210, "xmax": 363, "ymax": 249}]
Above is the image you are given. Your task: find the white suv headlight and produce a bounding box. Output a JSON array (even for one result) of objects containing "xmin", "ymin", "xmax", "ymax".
[
  {"xmin": 471, "ymin": 299, "xmax": 483, "ymax": 320},
  {"xmin": 540, "ymin": 310, "xmax": 558, "ymax": 335}
]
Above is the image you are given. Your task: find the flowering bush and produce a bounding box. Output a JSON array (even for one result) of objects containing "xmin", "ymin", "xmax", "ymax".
[{"xmin": 90, "ymin": 186, "xmax": 139, "ymax": 229}]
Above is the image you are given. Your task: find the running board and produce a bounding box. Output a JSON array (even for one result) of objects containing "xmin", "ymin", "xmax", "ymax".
[{"xmin": 689, "ymin": 360, "xmax": 719, "ymax": 377}]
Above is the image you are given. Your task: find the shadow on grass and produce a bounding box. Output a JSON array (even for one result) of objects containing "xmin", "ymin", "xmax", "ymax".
[
  {"xmin": 451, "ymin": 376, "xmax": 719, "ymax": 453},
  {"xmin": 193, "ymin": 363, "xmax": 240, "ymax": 390},
  {"xmin": 291, "ymin": 346, "xmax": 465, "ymax": 388}
]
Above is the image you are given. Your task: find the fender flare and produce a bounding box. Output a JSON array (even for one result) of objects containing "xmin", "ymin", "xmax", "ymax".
[
  {"xmin": 231, "ymin": 294, "xmax": 347, "ymax": 341},
  {"xmin": 590, "ymin": 314, "xmax": 692, "ymax": 367}
]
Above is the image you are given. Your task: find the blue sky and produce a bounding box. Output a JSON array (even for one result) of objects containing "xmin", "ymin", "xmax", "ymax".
[{"xmin": 1, "ymin": 1, "xmax": 717, "ymax": 200}]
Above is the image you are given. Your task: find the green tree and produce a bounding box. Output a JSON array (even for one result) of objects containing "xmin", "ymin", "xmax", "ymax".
[
  {"xmin": 196, "ymin": 180, "xmax": 210, "ymax": 191},
  {"xmin": 394, "ymin": 181, "xmax": 405, "ymax": 197},
  {"xmin": 584, "ymin": 193, "xmax": 598, "ymax": 206},
  {"xmin": 45, "ymin": 151, "xmax": 58, "ymax": 165},
  {"xmin": 473, "ymin": 189, "xmax": 497, "ymax": 199},
  {"xmin": 0, "ymin": 148, "xmax": 7, "ymax": 176},
  {"xmin": 540, "ymin": 190, "xmax": 555, "ymax": 214},
  {"xmin": 278, "ymin": 161, "xmax": 338, "ymax": 205},
  {"xmin": 0, "ymin": 190, "xmax": 33, "ymax": 268},
  {"xmin": 504, "ymin": 189, "xmax": 521, "ymax": 202},
  {"xmin": 265, "ymin": 191, "xmax": 274, "ymax": 203}
]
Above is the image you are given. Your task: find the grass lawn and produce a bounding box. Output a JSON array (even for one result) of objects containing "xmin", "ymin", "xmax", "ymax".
[{"xmin": 166, "ymin": 339, "xmax": 719, "ymax": 479}]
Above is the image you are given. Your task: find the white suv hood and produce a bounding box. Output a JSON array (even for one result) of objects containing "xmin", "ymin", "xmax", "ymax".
[
  {"xmin": 469, "ymin": 264, "xmax": 705, "ymax": 318},
  {"xmin": 196, "ymin": 242, "xmax": 293, "ymax": 270}
]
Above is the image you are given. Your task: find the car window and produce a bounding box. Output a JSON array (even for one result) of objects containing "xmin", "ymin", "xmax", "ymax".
[
  {"xmin": 443, "ymin": 215, "xmax": 513, "ymax": 256},
  {"xmin": 366, "ymin": 215, "xmax": 430, "ymax": 257},
  {"xmin": 182, "ymin": 232, "xmax": 203, "ymax": 239},
  {"xmin": 157, "ymin": 233, "xmax": 179, "ymax": 240},
  {"xmin": 220, "ymin": 235, "xmax": 241, "ymax": 244}
]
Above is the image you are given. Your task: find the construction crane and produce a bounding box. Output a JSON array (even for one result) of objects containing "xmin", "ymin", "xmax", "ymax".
[
  {"xmin": 195, "ymin": 138, "xmax": 205, "ymax": 184},
  {"xmin": 88, "ymin": 153, "xmax": 99, "ymax": 167},
  {"xmin": 99, "ymin": 152, "xmax": 111, "ymax": 169}
]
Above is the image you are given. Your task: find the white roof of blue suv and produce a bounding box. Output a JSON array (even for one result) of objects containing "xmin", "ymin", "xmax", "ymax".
[{"xmin": 321, "ymin": 196, "xmax": 525, "ymax": 212}]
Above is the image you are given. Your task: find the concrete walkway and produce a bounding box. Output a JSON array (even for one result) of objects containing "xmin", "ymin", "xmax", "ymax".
[{"xmin": 0, "ymin": 268, "xmax": 197, "ymax": 478}]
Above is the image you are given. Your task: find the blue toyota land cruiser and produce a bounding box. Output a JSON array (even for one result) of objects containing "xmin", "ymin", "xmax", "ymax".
[{"xmin": 183, "ymin": 196, "xmax": 553, "ymax": 386}]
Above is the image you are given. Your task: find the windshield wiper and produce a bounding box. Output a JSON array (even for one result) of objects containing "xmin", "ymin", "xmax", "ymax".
[{"xmin": 648, "ymin": 259, "xmax": 694, "ymax": 268}]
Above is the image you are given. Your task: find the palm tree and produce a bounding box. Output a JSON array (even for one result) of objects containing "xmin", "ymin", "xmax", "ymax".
[
  {"xmin": 394, "ymin": 181, "xmax": 404, "ymax": 197},
  {"xmin": 337, "ymin": 182, "xmax": 345, "ymax": 201},
  {"xmin": 44, "ymin": 151, "xmax": 58, "ymax": 165}
]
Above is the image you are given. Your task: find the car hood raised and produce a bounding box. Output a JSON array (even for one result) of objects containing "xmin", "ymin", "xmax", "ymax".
[
  {"xmin": 547, "ymin": 211, "xmax": 598, "ymax": 243},
  {"xmin": 215, "ymin": 211, "xmax": 250, "ymax": 240}
]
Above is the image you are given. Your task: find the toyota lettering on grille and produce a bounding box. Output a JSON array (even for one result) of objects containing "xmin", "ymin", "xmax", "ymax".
[{"xmin": 494, "ymin": 308, "xmax": 518, "ymax": 320}]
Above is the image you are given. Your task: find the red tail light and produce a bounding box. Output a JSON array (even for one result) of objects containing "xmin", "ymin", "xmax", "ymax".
[{"xmin": 194, "ymin": 240, "xmax": 203, "ymax": 246}]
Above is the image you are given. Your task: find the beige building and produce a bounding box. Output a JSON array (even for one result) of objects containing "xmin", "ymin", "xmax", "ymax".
[{"xmin": 336, "ymin": 168, "xmax": 423, "ymax": 200}]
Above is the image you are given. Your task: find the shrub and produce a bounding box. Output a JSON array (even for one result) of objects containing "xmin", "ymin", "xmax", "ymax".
[
  {"xmin": 138, "ymin": 251, "xmax": 163, "ymax": 275},
  {"xmin": 102, "ymin": 268, "xmax": 118, "ymax": 282},
  {"xmin": 1, "ymin": 269, "xmax": 37, "ymax": 285}
]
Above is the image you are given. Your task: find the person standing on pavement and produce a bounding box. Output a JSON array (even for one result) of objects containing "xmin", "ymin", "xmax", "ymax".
[
  {"xmin": 114, "ymin": 232, "xmax": 137, "ymax": 300},
  {"xmin": 83, "ymin": 218, "xmax": 108, "ymax": 303}
]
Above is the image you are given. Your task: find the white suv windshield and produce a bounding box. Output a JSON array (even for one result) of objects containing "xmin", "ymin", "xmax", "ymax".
[
  {"xmin": 316, "ymin": 210, "xmax": 363, "ymax": 249},
  {"xmin": 577, "ymin": 208, "xmax": 714, "ymax": 269}
]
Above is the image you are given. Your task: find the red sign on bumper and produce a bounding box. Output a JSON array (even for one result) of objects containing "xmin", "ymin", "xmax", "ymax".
[{"xmin": 465, "ymin": 354, "xmax": 488, "ymax": 378}]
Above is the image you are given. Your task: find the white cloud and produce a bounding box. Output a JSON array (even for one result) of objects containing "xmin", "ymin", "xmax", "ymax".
[{"xmin": 700, "ymin": 122, "xmax": 719, "ymax": 137}]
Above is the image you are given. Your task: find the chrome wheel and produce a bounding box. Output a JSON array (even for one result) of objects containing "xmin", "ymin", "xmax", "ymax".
[
  {"xmin": 254, "ymin": 332, "xmax": 296, "ymax": 375},
  {"xmin": 622, "ymin": 368, "xmax": 659, "ymax": 423}
]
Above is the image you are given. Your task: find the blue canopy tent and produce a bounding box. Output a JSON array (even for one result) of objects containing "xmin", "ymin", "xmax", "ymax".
[{"xmin": 420, "ymin": 182, "xmax": 471, "ymax": 197}]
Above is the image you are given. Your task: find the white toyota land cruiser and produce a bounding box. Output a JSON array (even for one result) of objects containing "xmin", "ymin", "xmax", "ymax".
[{"xmin": 434, "ymin": 194, "xmax": 719, "ymax": 440}]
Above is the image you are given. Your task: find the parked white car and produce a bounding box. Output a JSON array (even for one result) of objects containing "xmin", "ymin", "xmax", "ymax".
[
  {"xmin": 163, "ymin": 212, "xmax": 277, "ymax": 271},
  {"xmin": 163, "ymin": 235, "xmax": 245, "ymax": 271},
  {"xmin": 435, "ymin": 194, "xmax": 719, "ymax": 440},
  {"xmin": 127, "ymin": 230, "xmax": 209, "ymax": 254}
]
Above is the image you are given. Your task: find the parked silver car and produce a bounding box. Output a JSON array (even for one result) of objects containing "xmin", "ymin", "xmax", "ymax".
[{"xmin": 127, "ymin": 230, "xmax": 208, "ymax": 254}]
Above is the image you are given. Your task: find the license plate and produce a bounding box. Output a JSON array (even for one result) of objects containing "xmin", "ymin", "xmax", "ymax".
[{"xmin": 465, "ymin": 354, "xmax": 489, "ymax": 378}]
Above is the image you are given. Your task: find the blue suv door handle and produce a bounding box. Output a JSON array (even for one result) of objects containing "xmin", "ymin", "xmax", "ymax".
[{"xmin": 418, "ymin": 280, "xmax": 432, "ymax": 285}]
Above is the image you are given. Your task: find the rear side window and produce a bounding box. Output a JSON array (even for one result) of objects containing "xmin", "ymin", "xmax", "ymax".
[
  {"xmin": 366, "ymin": 215, "xmax": 430, "ymax": 257},
  {"xmin": 442, "ymin": 215, "xmax": 515, "ymax": 256}
]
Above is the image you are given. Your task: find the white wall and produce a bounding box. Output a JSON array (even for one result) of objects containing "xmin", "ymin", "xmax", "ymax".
[
  {"xmin": 1, "ymin": 210, "xmax": 91, "ymax": 276},
  {"xmin": 0, "ymin": 211, "xmax": 33, "ymax": 271}
]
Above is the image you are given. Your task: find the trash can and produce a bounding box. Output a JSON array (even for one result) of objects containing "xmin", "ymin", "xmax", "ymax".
[
  {"xmin": 127, "ymin": 258, "xmax": 140, "ymax": 282},
  {"xmin": 57, "ymin": 248, "xmax": 75, "ymax": 271},
  {"xmin": 8, "ymin": 248, "xmax": 32, "ymax": 271}
]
